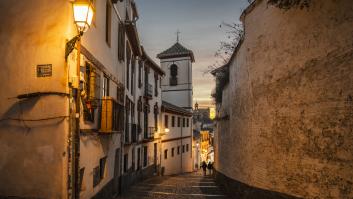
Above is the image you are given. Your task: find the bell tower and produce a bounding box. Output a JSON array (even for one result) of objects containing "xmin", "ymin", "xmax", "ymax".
[{"xmin": 157, "ymin": 37, "xmax": 195, "ymax": 112}]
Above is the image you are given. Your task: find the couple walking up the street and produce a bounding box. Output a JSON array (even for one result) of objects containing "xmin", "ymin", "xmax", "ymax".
[{"xmin": 201, "ymin": 161, "xmax": 213, "ymax": 176}]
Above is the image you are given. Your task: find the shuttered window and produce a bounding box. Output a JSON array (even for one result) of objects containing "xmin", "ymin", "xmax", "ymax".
[
  {"xmin": 118, "ymin": 22, "xmax": 125, "ymax": 61},
  {"xmin": 105, "ymin": 1, "xmax": 111, "ymax": 46}
]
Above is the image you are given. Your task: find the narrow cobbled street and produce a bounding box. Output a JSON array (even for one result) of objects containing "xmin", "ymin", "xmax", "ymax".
[{"xmin": 118, "ymin": 172, "xmax": 229, "ymax": 199}]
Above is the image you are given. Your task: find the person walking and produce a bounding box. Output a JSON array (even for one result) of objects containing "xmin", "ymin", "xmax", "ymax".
[
  {"xmin": 201, "ymin": 161, "xmax": 207, "ymax": 176},
  {"xmin": 207, "ymin": 162, "xmax": 213, "ymax": 175}
]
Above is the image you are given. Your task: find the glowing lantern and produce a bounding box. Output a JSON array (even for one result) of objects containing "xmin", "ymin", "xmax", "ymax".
[{"xmin": 73, "ymin": 0, "xmax": 94, "ymax": 33}]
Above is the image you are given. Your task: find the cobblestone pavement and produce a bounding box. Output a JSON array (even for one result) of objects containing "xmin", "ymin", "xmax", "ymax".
[{"xmin": 117, "ymin": 172, "xmax": 230, "ymax": 199}]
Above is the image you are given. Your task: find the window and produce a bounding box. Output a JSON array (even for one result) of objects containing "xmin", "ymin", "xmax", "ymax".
[
  {"xmin": 171, "ymin": 148, "xmax": 175, "ymax": 157},
  {"xmin": 154, "ymin": 73, "xmax": 158, "ymax": 97},
  {"xmin": 183, "ymin": 118, "xmax": 185, "ymax": 127},
  {"xmin": 137, "ymin": 148, "xmax": 141, "ymax": 170},
  {"xmin": 187, "ymin": 118, "xmax": 189, "ymax": 127},
  {"xmin": 164, "ymin": 115, "xmax": 169, "ymax": 128},
  {"xmin": 93, "ymin": 166, "xmax": 100, "ymax": 187},
  {"xmin": 118, "ymin": 22, "xmax": 125, "ymax": 61},
  {"xmin": 164, "ymin": 149, "xmax": 168, "ymax": 159},
  {"xmin": 79, "ymin": 167, "xmax": 85, "ymax": 192},
  {"xmin": 170, "ymin": 64, "xmax": 178, "ymax": 86},
  {"xmin": 186, "ymin": 144, "xmax": 189, "ymax": 152},
  {"xmin": 171, "ymin": 116, "xmax": 175, "ymax": 127},
  {"xmin": 138, "ymin": 60, "xmax": 143, "ymax": 88},
  {"xmin": 177, "ymin": 117, "xmax": 180, "ymax": 127},
  {"xmin": 143, "ymin": 146, "xmax": 148, "ymax": 167},
  {"xmin": 131, "ymin": 56, "xmax": 135, "ymax": 95},
  {"xmin": 124, "ymin": 154, "xmax": 128, "ymax": 172},
  {"xmin": 93, "ymin": 156, "xmax": 107, "ymax": 188},
  {"xmin": 100, "ymin": 157, "xmax": 107, "ymax": 179},
  {"xmin": 182, "ymin": 145, "xmax": 185, "ymax": 153},
  {"xmin": 102, "ymin": 75, "xmax": 109, "ymax": 97},
  {"xmin": 83, "ymin": 63, "xmax": 100, "ymax": 122},
  {"xmin": 126, "ymin": 43, "xmax": 131, "ymax": 90},
  {"xmin": 105, "ymin": 1, "xmax": 111, "ymax": 46},
  {"xmin": 177, "ymin": 146, "xmax": 180, "ymax": 155}
]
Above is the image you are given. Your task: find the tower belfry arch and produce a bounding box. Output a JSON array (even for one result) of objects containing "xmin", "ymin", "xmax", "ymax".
[{"xmin": 157, "ymin": 34, "xmax": 195, "ymax": 111}]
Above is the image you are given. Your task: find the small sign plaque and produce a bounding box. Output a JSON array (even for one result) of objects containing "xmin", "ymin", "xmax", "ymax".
[{"xmin": 37, "ymin": 64, "xmax": 52, "ymax": 77}]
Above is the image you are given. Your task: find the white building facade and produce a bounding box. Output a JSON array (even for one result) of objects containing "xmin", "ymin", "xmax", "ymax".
[
  {"xmin": 160, "ymin": 101, "xmax": 193, "ymax": 175},
  {"xmin": 157, "ymin": 42, "xmax": 195, "ymax": 111}
]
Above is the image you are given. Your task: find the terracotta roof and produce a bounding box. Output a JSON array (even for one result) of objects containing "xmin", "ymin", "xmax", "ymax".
[
  {"xmin": 162, "ymin": 101, "xmax": 192, "ymax": 116},
  {"xmin": 157, "ymin": 42, "xmax": 195, "ymax": 62}
]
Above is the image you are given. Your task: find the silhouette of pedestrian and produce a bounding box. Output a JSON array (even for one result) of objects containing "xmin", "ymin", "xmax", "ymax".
[
  {"xmin": 207, "ymin": 162, "xmax": 213, "ymax": 175},
  {"xmin": 201, "ymin": 161, "xmax": 207, "ymax": 176}
]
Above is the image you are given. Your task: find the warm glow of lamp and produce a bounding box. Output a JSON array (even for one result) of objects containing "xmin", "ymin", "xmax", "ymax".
[
  {"xmin": 73, "ymin": 1, "xmax": 94, "ymax": 33},
  {"xmin": 209, "ymin": 107, "xmax": 216, "ymax": 120},
  {"xmin": 164, "ymin": 128, "xmax": 170, "ymax": 133}
]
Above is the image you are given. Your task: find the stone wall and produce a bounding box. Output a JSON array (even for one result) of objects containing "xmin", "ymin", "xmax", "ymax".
[{"xmin": 215, "ymin": 0, "xmax": 353, "ymax": 198}]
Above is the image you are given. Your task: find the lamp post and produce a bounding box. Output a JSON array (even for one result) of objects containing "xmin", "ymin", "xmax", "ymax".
[{"xmin": 67, "ymin": 1, "xmax": 94, "ymax": 199}]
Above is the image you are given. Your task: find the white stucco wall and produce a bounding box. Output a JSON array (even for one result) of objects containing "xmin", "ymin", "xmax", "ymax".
[
  {"xmin": 160, "ymin": 57, "xmax": 193, "ymax": 110},
  {"xmin": 160, "ymin": 112, "xmax": 193, "ymax": 175},
  {"xmin": 0, "ymin": 1, "xmax": 76, "ymax": 198}
]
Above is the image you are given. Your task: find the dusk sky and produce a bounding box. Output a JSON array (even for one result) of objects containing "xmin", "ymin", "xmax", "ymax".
[{"xmin": 135, "ymin": 0, "xmax": 249, "ymax": 108}]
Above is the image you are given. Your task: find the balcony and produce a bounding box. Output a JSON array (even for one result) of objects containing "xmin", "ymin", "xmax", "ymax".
[
  {"xmin": 124, "ymin": 123, "xmax": 130, "ymax": 144},
  {"xmin": 99, "ymin": 97, "xmax": 124, "ymax": 134},
  {"xmin": 145, "ymin": 83, "xmax": 153, "ymax": 98},
  {"xmin": 143, "ymin": 127, "xmax": 156, "ymax": 141},
  {"xmin": 125, "ymin": 123, "xmax": 139, "ymax": 144},
  {"xmin": 131, "ymin": 123, "xmax": 138, "ymax": 143}
]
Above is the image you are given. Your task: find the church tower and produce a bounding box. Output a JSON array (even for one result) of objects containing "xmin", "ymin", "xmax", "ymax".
[{"xmin": 157, "ymin": 39, "xmax": 195, "ymax": 112}]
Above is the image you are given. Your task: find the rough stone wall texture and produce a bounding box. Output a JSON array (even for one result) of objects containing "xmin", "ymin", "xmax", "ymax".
[
  {"xmin": 217, "ymin": 0, "xmax": 353, "ymax": 198},
  {"xmin": 0, "ymin": 0, "xmax": 75, "ymax": 198}
]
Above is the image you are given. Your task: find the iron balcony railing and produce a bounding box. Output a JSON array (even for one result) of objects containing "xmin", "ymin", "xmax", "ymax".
[
  {"xmin": 125, "ymin": 123, "xmax": 139, "ymax": 144},
  {"xmin": 144, "ymin": 127, "xmax": 156, "ymax": 140},
  {"xmin": 145, "ymin": 83, "xmax": 153, "ymax": 97},
  {"xmin": 124, "ymin": 123, "xmax": 130, "ymax": 144},
  {"xmin": 131, "ymin": 123, "xmax": 138, "ymax": 143}
]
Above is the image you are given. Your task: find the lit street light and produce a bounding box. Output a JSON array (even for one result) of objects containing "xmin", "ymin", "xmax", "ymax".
[{"xmin": 67, "ymin": 1, "xmax": 94, "ymax": 199}]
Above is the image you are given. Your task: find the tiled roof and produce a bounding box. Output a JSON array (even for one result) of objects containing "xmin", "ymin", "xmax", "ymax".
[
  {"xmin": 157, "ymin": 42, "xmax": 195, "ymax": 62},
  {"xmin": 162, "ymin": 101, "xmax": 192, "ymax": 116}
]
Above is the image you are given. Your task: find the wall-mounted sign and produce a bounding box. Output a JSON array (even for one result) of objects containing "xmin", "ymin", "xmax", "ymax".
[{"xmin": 37, "ymin": 64, "xmax": 52, "ymax": 77}]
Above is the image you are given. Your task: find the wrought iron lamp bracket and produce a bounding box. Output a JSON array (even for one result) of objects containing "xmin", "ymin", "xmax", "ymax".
[{"xmin": 65, "ymin": 33, "xmax": 83, "ymax": 62}]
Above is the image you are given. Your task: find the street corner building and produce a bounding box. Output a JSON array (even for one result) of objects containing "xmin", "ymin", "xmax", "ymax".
[
  {"xmin": 212, "ymin": 0, "xmax": 353, "ymax": 199},
  {"xmin": 0, "ymin": 0, "xmax": 166, "ymax": 198}
]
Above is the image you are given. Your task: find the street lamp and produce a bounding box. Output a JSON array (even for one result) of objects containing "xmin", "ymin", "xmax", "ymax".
[
  {"xmin": 73, "ymin": 1, "xmax": 94, "ymax": 34},
  {"xmin": 65, "ymin": 0, "xmax": 94, "ymax": 61},
  {"xmin": 67, "ymin": 1, "xmax": 94, "ymax": 199},
  {"xmin": 164, "ymin": 128, "xmax": 170, "ymax": 133}
]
